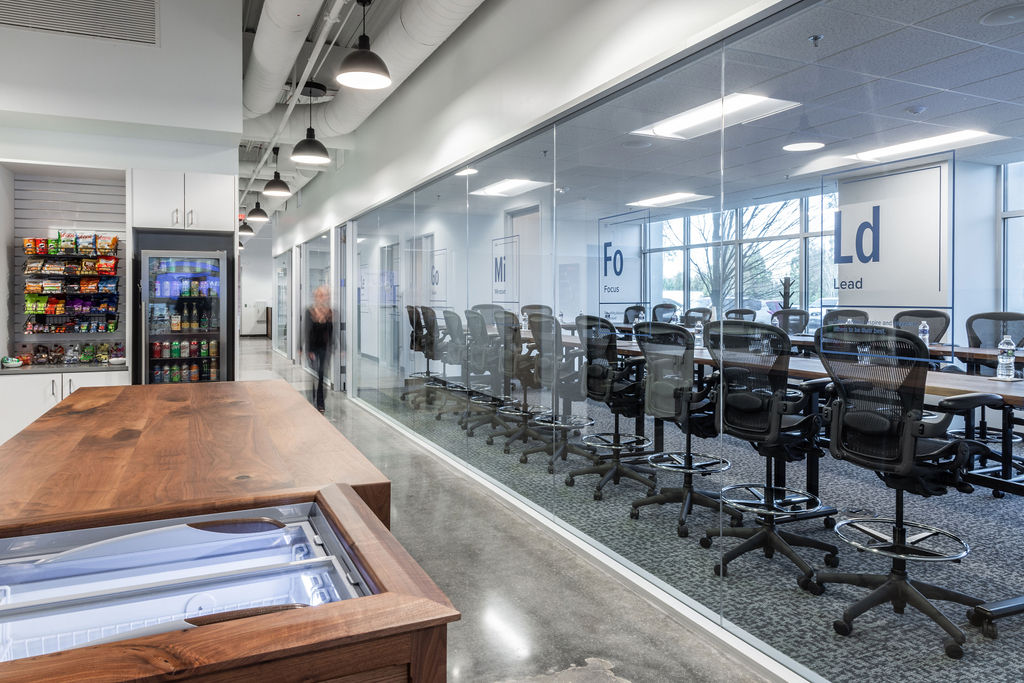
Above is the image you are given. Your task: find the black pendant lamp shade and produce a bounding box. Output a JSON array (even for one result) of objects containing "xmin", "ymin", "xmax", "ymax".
[
  {"xmin": 291, "ymin": 82, "xmax": 331, "ymax": 165},
  {"xmin": 263, "ymin": 146, "xmax": 292, "ymax": 197},
  {"xmin": 238, "ymin": 219, "xmax": 255, "ymax": 235},
  {"xmin": 247, "ymin": 202, "xmax": 270, "ymax": 223},
  {"xmin": 239, "ymin": 240, "xmax": 246, "ymax": 251},
  {"xmin": 336, "ymin": 0, "xmax": 392, "ymax": 90}
]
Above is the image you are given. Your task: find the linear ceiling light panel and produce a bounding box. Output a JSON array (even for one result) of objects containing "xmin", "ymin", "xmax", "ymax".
[
  {"xmin": 632, "ymin": 94, "xmax": 800, "ymax": 140},
  {"xmin": 627, "ymin": 192, "xmax": 712, "ymax": 208},
  {"xmin": 846, "ymin": 129, "xmax": 1007, "ymax": 162},
  {"xmin": 469, "ymin": 178, "xmax": 550, "ymax": 197}
]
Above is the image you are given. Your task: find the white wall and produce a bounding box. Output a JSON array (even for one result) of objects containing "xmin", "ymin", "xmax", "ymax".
[
  {"xmin": 0, "ymin": 0, "xmax": 242, "ymax": 143},
  {"xmin": 273, "ymin": 0, "xmax": 795, "ymax": 253},
  {"xmin": 0, "ymin": 165, "xmax": 12, "ymax": 355},
  {"xmin": 240, "ymin": 234, "xmax": 273, "ymax": 336},
  {"xmin": 953, "ymin": 161, "xmax": 1000, "ymax": 345}
]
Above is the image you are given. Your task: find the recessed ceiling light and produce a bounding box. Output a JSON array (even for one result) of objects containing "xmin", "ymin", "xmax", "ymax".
[
  {"xmin": 627, "ymin": 191, "xmax": 712, "ymax": 208},
  {"xmin": 454, "ymin": 168, "xmax": 478, "ymax": 176},
  {"xmin": 981, "ymin": 3, "xmax": 1024, "ymax": 26},
  {"xmin": 783, "ymin": 141, "xmax": 825, "ymax": 152},
  {"xmin": 846, "ymin": 129, "xmax": 1007, "ymax": 162},
  {"xmin": 632, "ymin": 94, "xmax": 800, "ymax": 140},
  {"xmin": 470, "ymin": 178, "xmax": 550, "ymax": 197}
]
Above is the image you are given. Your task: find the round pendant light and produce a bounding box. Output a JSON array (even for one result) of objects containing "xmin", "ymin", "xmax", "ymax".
[
  {"xmin": 262, "ymin": 146, "xmax": 292, "ymax": 197},
  {"xmin": 336, "ymin": 0, "xmax": 392, "ymax": 90},
  {"xmin": 247, "ymin": 202, "xmax": 270, "ymax": 223},
  {"xmin": 290, "ymin": 82, "xmax": 331, "ymax": 165},
  {"xmin": 239, "ymin": 219, "xmax": 255, "ymax": 235}
]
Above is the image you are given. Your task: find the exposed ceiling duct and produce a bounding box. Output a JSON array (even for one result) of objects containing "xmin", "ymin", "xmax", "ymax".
[
  {"xmin": 242, "ymin": 0, "xmax": 484, "ymax": 144},
  {"xmin": 243, "ymin": 0, "xmax": 326, "ymax": 119}
]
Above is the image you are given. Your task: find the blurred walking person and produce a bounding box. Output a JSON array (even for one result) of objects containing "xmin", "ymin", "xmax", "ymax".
[{"xmin": 304, "ymin": 285, "xmax": 334, "ymax": 413}]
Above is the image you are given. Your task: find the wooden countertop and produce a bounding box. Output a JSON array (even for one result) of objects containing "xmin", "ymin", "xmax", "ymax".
[{"xmin": 0, "ymin": 379, "xmax": 392, "ymax": 537}]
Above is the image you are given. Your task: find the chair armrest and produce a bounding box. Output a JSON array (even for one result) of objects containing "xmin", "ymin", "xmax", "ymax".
[
  {"xmin": 937, "ymin": 392, "xmax": 1004, "ymax": 412},
  {"xmin": 799, "ymin": 377, "xmax": 832, "ymax": 396}
]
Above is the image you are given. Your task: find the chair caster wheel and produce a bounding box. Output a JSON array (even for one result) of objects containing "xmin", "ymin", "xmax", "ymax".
[
  {"xmin": 486, "ymin": 437, "xmax": 493, "ymax": 445},
  {"xmin": 967, "ymin": 608, "xmax": 984, "ymax": 627},
  {"xmin": 547, "ymin": 464, "xmax": 555, "ymax": 474},
  {"xmin": 629, "ymin": 507, "xmax": 639, "ymax": 519},
  {"xmin": 729, "ymin": 516, "xmax": 743, "ymax": 528},
  {"xmin": 677, "ymin": 524, "xmax": 689, "ymax": 538},
  {"xmin": 798, "ymin": 576, "xmax": 824, "ymax": 595},
  {"xmin": 503, "ymin": 447, "xmax": 511, "ymax": 454},
  {"xmin": 466, "ymin": 430, "xmax": 474, "ymax": 437},
  {"xmin": 593, "ymin": 490, "xmax": 603, "ymax": 501},
  {"xmin": 833, "ymin": 620, "xmax": 852, "ymax": 637},
  {"xmin": 435, "ymin": 415, "xmax": 442, "ymax": 421},
  {"xmin": 764, "ymin": 547, "xmax": 775, "ymax": 559},
  {"xmin": 699, "ymin": 536, "xmax": 713, "ymax": 549},
  {"xmin": 519, "ymin": 455, "xmax": 528, "ymax": 464},
  {"xmin": 993, "ymin": 490, "xmax": 1006, "ymax": 499},
  {"xmin": 982, "ymin": 620, "xmax": 999, "ymax": 639},
  {"xmin": 565, "ymin": 476, "xmax": 575, "ymax": 487},
  {"xmin": 824, "ymin": 516, "xmax": 836, "ymax": 529},
  {"xmin": 713, "ymin": 563, "xmax": 726, "ymax": 577},
  {"xmin": 824, "ymin": 553, "xmax": 839, "ymax": 568},
  {"xmin": 943, "ymin": 638, "xmax": 963, "ymax": 660},
  {"xmin": 460, "ymin": 424, "xmax": 468, "ymax": 431}
]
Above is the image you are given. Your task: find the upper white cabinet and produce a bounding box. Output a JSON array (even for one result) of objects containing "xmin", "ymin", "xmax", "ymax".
[{"xmin": 132, "ymin": 169, "xmax": 236, "ymax": 232}]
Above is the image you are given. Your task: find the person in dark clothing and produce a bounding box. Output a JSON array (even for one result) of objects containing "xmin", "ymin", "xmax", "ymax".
[{"xmin": 304, "ymin": 285, "xmax": 334, "ymax": 412}]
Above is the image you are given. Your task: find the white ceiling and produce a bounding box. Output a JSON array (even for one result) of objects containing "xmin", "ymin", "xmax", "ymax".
[{"xmin": 402, "ymin": 0, "xmax": 1024, "ymax": 223}]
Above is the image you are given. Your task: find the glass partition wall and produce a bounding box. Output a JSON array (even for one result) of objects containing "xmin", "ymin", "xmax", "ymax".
[
  {"xmin": 349, "ymin": 0, "xmax": 1024, "ymax": 679},
  {"xmin": 273, "ymin": 250, "xmax": 291, "ymax": 358}
]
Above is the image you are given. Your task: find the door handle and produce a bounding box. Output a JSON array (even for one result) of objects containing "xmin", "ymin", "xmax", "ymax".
[
  {"xmin": 186, "ymin": 209, "xmax": 194, "ymax": 227},
  {"xmin": 172, "ymin": 208, "xmax": 180, "ymax": 225}
]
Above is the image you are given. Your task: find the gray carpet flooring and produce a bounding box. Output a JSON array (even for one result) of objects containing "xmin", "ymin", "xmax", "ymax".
[{"xmin": 356, "ymin": 380, "xmax": 1024, "ymax": 683}]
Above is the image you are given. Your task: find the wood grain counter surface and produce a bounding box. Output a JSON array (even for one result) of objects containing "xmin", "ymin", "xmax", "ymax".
[{"xmin": 0, "ymin": 379, "xmax": 392, "ymax": 537}]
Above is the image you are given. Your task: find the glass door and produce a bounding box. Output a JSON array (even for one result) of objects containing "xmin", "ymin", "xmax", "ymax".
[
  {"xmin": 142, "ymin": 251, "xmax": 226, "ymax": 384},
  {"xmin": 274, "ymin": 250, "xmax": 291, "ymax": 357}
]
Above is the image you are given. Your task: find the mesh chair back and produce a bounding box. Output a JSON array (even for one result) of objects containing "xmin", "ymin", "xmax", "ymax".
[
  {"xmin": 893, "ymin": 309, "xmax": 950, "ymax": 340},
  {"xmin": 725, "ymin": 308, "xmax": 756, "ymax": 321},
  {"xmin": 772, "ymin": 308, "xmax": 809, "ymax": 335},
  {"xmin": 683, "ymin": 307, "xmax": 713, "ymax": 326},
  {"xmin": 521, "ymin": 304, "xmax": 553, "ymax": 318},
  {"xmin": 822, "ymin": 309, "xmax": 869, "ymax": 327},
  {"xmin": 966, "ymin": 311, "xmax": 1024, "ymax": 349},
  {"xmin": 652, "ymin": 303, "xmax": 678, "ymax": 322},
  {"xmin": 633, "ymin": 322, "xmax": 694, "ymax": 420},
  {"xmin": 442, "ymin": 310, "xmax": 467, "ymax": 365},
  {"xmin": 527, "ymin": 313, "xmax": 565, "ymax": 390},
  {"xmin": 623, "ymin": 305, "xmax": 645, "ymax": 324},
  {"xmin": 406, "ymin": 305, "xmax": 424, "ymax": 352},
  {"xmin": 471, "ymin": 303, "xmax": 504, "ymax": 327},
  {"xmin": 576, "ymin": 315, "xmax": 619, "ymax": 401},
  {"xmin": 816, "ymin": 324, "xmax": 929, "ymax": 474},
  {"xmin": 420, "ymin": 307, "xmax": 443, "ymax": 361},
  {"xmin": 496, "ymin": 310, "xmax": 524, "ymax": 379},
  {"xmin": 705, "ymin": 320, "xmax": 790, "ymax": 440},
  {"xmin": 464, "ymin": 309, "xmax": 494, "ymax": 375}
]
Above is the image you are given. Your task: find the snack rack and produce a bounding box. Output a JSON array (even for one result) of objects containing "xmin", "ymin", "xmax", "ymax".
[{"xmin": 12, "ymin": 234, "xmax": 126, "ymax": 365}]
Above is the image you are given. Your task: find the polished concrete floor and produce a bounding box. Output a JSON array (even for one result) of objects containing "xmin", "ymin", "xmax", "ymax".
[{"xmin": 239, "ymin": 338, "xmax": 774, "ymax": 683}]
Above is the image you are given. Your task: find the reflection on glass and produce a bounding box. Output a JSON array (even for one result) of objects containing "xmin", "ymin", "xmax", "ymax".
[{"xmin": 688, "ymin": 245, "xmax": 736, "ymax": 313}]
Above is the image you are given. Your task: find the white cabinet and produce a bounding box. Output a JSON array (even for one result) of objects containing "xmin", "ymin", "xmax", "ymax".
[
  {"xmin": 0, "ymin": 370, "xmax": 130, "ymax": 446},
  {"xmin": 132, "ymin": 170, "xmax": 236, "ymax": 232},
  {"xmin": 0, "ymin": 373, "xmax": 62, "ymax": 446}
]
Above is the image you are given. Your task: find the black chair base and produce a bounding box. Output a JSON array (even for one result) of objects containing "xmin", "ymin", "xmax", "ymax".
[
  {"xmin": 700, "ymin": 523, "xmax": 839, "ymax": 591},
  {"xmin": 817, "ymin": 569, "xmax": 983, "ymax": 659},
  {"xmin": 631, "ymin": 486, "xmax": 743, "ymax": 537},
  {"xmin": 566, "ymin": 456, "xmax": 656, "ymax": 501},
  {"xmin": 522, "ymin": 416, "xmax": 595, "ymax": 474}
]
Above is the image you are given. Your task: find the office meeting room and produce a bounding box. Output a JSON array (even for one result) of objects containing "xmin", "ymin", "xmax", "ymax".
[{"xmin": 271, "ymin": 1, "xmax": 1024, "ymax": 681}]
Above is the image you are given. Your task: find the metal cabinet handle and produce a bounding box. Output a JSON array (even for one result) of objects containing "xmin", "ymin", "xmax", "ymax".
[
  {"xmin": 172, "ymin": 208, "xmax": 180, "ymax": 225},
  {"xmin": 186, "ymin": 209, "xmax": 194, "ymax": 227},
  {"xmin": 67, "ymin": 378, "xmax": 73, "ymax": 394},
  {"xmin": 51, "ymin": 379, "xmax": 56, "ymax": 398}
]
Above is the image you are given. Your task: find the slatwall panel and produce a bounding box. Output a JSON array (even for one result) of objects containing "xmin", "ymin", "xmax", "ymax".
[
  {"xmin": 0, "ymin": 0, "xmax": 158, "ymax": 45},
  {"xmin": 12, "ymin": 174, "xmax": 128, "ymax": 348}
]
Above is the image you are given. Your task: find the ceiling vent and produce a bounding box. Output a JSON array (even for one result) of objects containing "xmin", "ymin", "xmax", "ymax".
[{"xmin": 0, "ymin": 0, "xmax": 158, "ymax": 45}]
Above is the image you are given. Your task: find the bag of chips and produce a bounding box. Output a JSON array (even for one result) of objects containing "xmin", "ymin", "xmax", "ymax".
[
  {"xmin": 98, "ymin": 277, "xmax": 118, "ymax": 294},
  {"xmin": 96, "ymin": 234, "xmax": 118, "ymax": 255},
  {"xmin": 41, "ymin": 260, "xmax": 64, "ymax": 275},
  {"xmin": 23, "ymin": 257, "xmax": 44, "ymax": 274},
  {"xmin": 96, "ymin": 256, "xmax": 118, "ymax": 275},
  {"xmin": 41, "ymin": 279, "xmax": 62, "ymax": 294},
  {"xmin": 78, "ymin": 233, "xmax": 97, "ymax": 256},
  {"xmin": 79, "ymin": 277, "xmax": 100, "ymax": 294},
  {"xmin": 60, "ymin": 231, "xmax": 77, "ymax": 255},
  {"xmin": 24, "ymin": 281, "xmax": 43, "ymax": 294},
  {"xmin": 81, "ymin": 259, "xmax": 98, "ymax": 275}
]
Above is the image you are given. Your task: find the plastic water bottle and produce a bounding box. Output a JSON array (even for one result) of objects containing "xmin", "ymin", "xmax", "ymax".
[
  {"xmin": 521, "ymin": 313, "xmax": 528, "ymax": 331},
  {"xmin": 918, "ymin": 319, "xmax": 929, "ymax": 347},
  {"xmin": 997, "ymin": 334, "xmax": 1016, "ymax": 379},
  {"xmin": 694, "ymin": 319, "xmax": 704, "ymax": 348},
  {"xmin": 638, "ymin": 309, "xmax": 645, "ymax": 323}
]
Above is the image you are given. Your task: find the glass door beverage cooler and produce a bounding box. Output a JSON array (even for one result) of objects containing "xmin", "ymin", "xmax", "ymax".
[{"xmin": 141, "ymin": 250, "xmax": 227, "ymax": 384}]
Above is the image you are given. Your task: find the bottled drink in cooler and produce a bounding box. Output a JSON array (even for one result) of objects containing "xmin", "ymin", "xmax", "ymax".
[
  {"xmin": 181, "ymin": 339, "xmax": 190, "ymax": 358},
  {"xmin": 210, "ymin": 359, "xmax": 218, "ymax": 381},
  {"xmin": 190, "ymin": 340, "xmax": 198, "ymax": 357},
  {"xmin": 170, "ymin": 363, "xmax": 181, "ymax": 383},
  {"xmin": 201, "ymin": 359, "xmax": 210, "ymax": 381},
  {"xmin": 200, "ymin": 309, "xmax": 209, "ymax": 331},
  {"xmin": 210, "ymin": 340, "xmax": 218, "ymax": 357},
  {"xmin": 200, "ymin": 339, "xmax": 209, "ymax": 357},
  {"xmin": 171, "ymin": 340, "xmax": 180, "ymax": 358},
  {"xmin": 190, "ymin": 362, "xmax": 199, "ymax": 382}
]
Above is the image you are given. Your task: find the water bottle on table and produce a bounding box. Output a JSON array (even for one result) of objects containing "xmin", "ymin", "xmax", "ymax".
[
  {"xmin": 918, "ymin": 319, "xmax": 929, "ymax": 347},
  {"xmin": 694, "ymin": 319, "xmax": 704, "ymax": 348},
  {"xmin": 997, "ymin": 334, "xmax": 1016, "ymax": 379}
]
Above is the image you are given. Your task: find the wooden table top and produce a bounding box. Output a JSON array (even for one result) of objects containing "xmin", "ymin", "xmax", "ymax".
[{"xmin": 0, "ymin": 379, "xmax": 392, "ymax": 537}]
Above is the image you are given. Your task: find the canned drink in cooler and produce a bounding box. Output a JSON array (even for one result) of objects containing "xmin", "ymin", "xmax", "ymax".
[
  {"xmin": 152, "ymin": 366, "xmax": 162, "ymax": 383},
  {"xmin": 210, "ymin": 340, "xmax": 218, "ymax": 357},
  {"xmin": 151, "ymin": 341, "xmax": 161, "ymax": 358}
]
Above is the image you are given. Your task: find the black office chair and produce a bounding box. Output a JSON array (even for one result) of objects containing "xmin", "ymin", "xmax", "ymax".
[
  {"xmin": 725, "ymin": 308, "xmax": 756, "ymax": 321},
  {"xmin": 416, "ymin": 306, "xmax": 448, "ymax": 407},
  {"xmin": 652, "ymin": 303, "xmax": 678, "ymax": 323},
  {"xmin": 683, "ymin": 307, "xmax": 713, "ymax": 326},
  {"xmin": 822, "ymin": 308, "xmax": 868, "ymax": 327},
  {"xmin": 400, "ymin": 305, "xmax": 431, "ymax": 404},
  {"xmin": 628, "ymin": 322, "xmax": 743, "ymax": 535},
  {"xmin": 893, "ymin": 309, "xmax": 950, "ymax": 341},
  {"xmin": 462, "ymin": 309, "xmax": 508, "ymax": 437},
  {"xmin": 471, "ymin": 303, "xmax": 505, "ymax": 327},
  {"xmin": 623, "ymin": 305, "xmax": 645, "ymax": 325},
  {"xmin": 771, "ymin": 308, "xmax": 809, "ymax": 335},
  {"xmin": 520, "ymin": 313, "xmax": 594, "ymax": 472},
  {"xmin": 698, "ymin": 320, "xmax": 838, "ymax": 591},
  {"xmin": 491, "ymin": 310, "xmax": 547, "ymax": 451},
  {"xmin": 564, "ymin": 316, "xmax": 655, "ymax": 500},
  {"xmin": 814, "ymin": 323, "xmax": 999, "ymax": 659},
  {"xmin": 965, "ymin": 311, "xmax": 1024, "ymax": 375},
  {"xmin": 436, "ymin": 310, "xmax": 472, "ymax": 421},
  {"xmin": 521, "ymin": 304, "xmax": 553, "ymax": 319}
]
